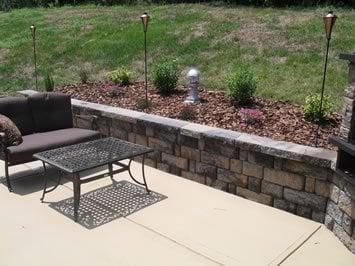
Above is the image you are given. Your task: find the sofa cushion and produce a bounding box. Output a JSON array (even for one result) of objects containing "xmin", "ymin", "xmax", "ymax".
[
  {"xmin": 28, "ymin": 92, "xmax": 73, "ymax": 133},
  {"xmin": 0, "ymin": 97, "xmax": 34, "ymax": 135},
  {"xmin": 6, "ymin": 128, "xmax": 100, "ymax": 164},
  {"xmin": 0, "ymin": 114, "xmax": 23, "ymax": 146}
]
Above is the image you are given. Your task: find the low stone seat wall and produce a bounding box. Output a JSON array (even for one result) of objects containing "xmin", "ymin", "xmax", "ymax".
[{"xmin": 19, "ymin": 89, "xmax": 355, "ymax": 253}]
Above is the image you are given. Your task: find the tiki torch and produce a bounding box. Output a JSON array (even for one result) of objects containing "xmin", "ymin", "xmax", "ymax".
[
  {"xmin": 140, "ymin": 12, "xmax": 150, "ymax": 107},
  {"xmin": 315, "ymin": 11, "xmax": 337, "ymax": 146},
  {"xmin": 30, "ymin": 24, "xmax": 38, "ymax": 90}
]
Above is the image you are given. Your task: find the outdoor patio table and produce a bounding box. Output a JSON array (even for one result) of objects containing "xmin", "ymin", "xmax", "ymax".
[{"xmin": 33, "ymin": 137, "xmax": 153, "ymax": 222}]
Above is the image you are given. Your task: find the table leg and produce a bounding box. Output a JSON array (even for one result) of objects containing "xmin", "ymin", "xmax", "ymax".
[
  {"xmin": 128, "ymin": 154, "xmax": 150, "ymax": 194},
  {"xmin": 40, "ymin": 162, "xmax": 48, "ymax": 202},
  {"xmin": 40, "ymin": 163, "xmax": 63, "ymax": 202},
  {"xmin": 141, "ymin": 155, "xmax": 150, "ymax": 193},
  {"xmin": 108, "ymin": 163, "xmax": 113, "ymax": 181},
  {"xmin": 73, "ymin": 174, "xmax": 81, "ymax": 222}
]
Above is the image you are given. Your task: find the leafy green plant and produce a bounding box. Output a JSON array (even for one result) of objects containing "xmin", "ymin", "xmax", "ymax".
[
  {"xmin": 227, "ymin": 67, "xmax": 257, "ymax": 105},
  {"xmin": 79, "ymin": 68, "xmax": 89, "ymax": 84},
  {"xmin": 304, "ymin": 94, "xmax": 334, "ymax": 122},
  {"xmin": 136, "ymin": 98, "xmax": 152, "ymax": 110},
  {"xmin": 179, "ymin": 105, "xmax": 196, "ymax": 121},
  {"xmin": 44, "ymin": 72, "xmax": 54, "ymax": 92},
  {"xmin": 108, "ymin": 68, "xmax": 133, "ymax": 85},
  {"xmin": 109, "ymin": 90, "xmax": 120, "ymax": 97},
  {"xmin": 152, "ymin": 60, "xmax": 179, "ymax": 95}
]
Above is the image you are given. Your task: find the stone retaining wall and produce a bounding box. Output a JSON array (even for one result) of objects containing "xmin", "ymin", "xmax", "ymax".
[
  {"xmin": 325, "ymin": 174, "xmax": 354, "ymax": 252},
  {"xmin": 19, "ymin": 90, "xmax": 355, "ymax": 253}
]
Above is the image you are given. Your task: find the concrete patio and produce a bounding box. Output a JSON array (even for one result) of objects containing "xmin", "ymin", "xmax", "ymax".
[{"xmin": 0, "ymin": 160, "xmax": 353, "ymax": 266}]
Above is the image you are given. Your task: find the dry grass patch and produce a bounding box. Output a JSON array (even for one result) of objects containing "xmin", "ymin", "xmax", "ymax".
[
  {"xmin": 44, "ymin": 9, "xmax": 96, "ymax": 26},
  {"xmin": 270, "ymin": 56, "xmax": 288, "ymax": 64},
  {"xmin": 180, "ymin": 22, "xmax": 208, "ymax": 44},
  {"xmin": 12, "ymin": 64, "xmax": 33, "ymax": 79},
  {"xmin": 278, "ymin": 11, "xmax": 315, "ymax": 27},
  {"xmin": 0, "ymin": 48, "xmax": 9, "ymax": 62}
]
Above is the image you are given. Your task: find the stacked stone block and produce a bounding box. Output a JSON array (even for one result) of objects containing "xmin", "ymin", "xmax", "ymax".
[
  {"xmin": 339, "ymin": 61, "xmax": 355, "ymax": 141},
  {"xmin": 325, "ymin": 174, "xmax": 355, "ymax": 253},
  {"xmin": 326, "ymin": 54, "xmax": 355, "ymax": 252}
]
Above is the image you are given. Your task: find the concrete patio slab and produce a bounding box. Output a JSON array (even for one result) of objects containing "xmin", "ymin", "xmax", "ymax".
[
  {"xmin": 282, "ymin": 226, "xmax": 355, "ymax": 266},
  {"xmin": 0, "ymin": 160, "xmax": 353, "ymax": 266},
  {"xmin": 128, "ymin": 164, "xmax": 319, "ymax": 265},
  {"xmin": 0, "ymin": 167, "xmax": 217, "ymax": 266}
]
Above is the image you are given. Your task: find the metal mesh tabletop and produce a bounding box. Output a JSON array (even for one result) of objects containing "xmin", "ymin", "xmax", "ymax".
[{"xmin": 33, "ymin": 137, "xmax": 153, "ymax": 173}]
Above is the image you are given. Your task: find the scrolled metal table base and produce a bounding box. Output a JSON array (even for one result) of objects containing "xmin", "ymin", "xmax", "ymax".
[
  {"xmin": 40, "ymin": 154, "xmax": 150, "ymax": 222},
  {"xmin": 111, "ymin": 155, "xmax": 150, "ymax": 194},
  {"xmin": 40, "ymin": 162, "xmax": 63, "ymax": 202},
  {"xmin": 128, "ymin": 156, "xmax": 150, "ymax": 194}
]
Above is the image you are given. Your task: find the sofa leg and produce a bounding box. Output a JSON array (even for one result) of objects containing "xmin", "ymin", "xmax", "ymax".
[{"xmin": 4, "ymin": 160, "xmax": 13, "ymax": 192}]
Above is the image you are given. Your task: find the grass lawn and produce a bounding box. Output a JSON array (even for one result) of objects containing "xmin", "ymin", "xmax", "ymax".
[{"xmin": 0, "ymin": 4, "xmax": 354, "ymax": 109}]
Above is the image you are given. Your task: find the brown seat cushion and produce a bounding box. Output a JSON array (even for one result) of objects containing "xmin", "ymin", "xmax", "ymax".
[
  {"xmin": 0, "ymin": 97, "xmax": 34, "ymax": 135},
  {"xmin": 28, "ymin": 92, "xmax": 73, "ymax": 133},
  {"xmin": 6, "ymin": 128, "xmax": 100, "ymax": 164},
  {"xmin": 0, "ymin": 114, "xmax": 23, "ymax": 146}
]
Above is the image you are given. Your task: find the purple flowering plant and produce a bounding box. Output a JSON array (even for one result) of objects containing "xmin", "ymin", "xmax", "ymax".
[
  {"xmin": 239, "ymin": 108, "xmax": 263, "ymax": 125},
  {"xmin": 105, "ymin": 84, "xmax": 121, "ymax": 98}
]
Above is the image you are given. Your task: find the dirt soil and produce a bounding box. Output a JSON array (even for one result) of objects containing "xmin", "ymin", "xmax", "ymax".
[{"xmin": 56, "ymin": 81, "xmax": 341, "ymax": 150}]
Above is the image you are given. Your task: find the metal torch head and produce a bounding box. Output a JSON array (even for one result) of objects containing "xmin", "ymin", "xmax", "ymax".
[
  {"xmin": 323, "ymin": 11, "xmax": 337, "ymax": 40},
  {"xmin": 30, "ymin": 24, "xmax": 36, "ymax": 37},
  {"xmin": 140, "ymin": 12, "xmax": 150, "ymax": 33}
]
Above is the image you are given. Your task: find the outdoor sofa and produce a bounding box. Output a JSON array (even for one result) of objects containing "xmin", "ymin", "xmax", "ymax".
[{"xmin": 0, "ymin": 92, "xmax": 100, "ymax": 192}]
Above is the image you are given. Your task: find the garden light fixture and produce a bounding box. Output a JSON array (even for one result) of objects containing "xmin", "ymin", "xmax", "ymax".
[
  {"xmin": 184, "ymin": 68, "xmax": 200, "ymax": 104},
  {"xmin": 30, "ymin": 24, "xmax": 38, "ymax": 90},
  {"xmin": 140, "ymin": 12, "xmax": 150, "ymax": 108},
  {"xmin": 315, "ymin": 11, "xmax": 337, "ymax": 146}
]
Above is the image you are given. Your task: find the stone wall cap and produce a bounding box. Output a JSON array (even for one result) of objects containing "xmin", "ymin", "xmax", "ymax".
[
  {"xmin": 72, "ymin": 99, "xmax": 143, "ymax": 123},
  {"xmin": 17, "ymin": 89, "xmax": 37, "ymax": 96},
  {"xmin": 139, "ymin": 113, "xmax": 189, "ymax": 130},
  {"xmin": 204, "ymin": 128, "xmax": 242, "ymax": 142},
  {"xmin": 235, "ymin": 132, "xmax": 336, "ymax": 167},
  {"xmin": 180, "ymin": 123, "xmax": 218, "ymax": 138},
  {"xmin": 18, "ymin": 90, "xmax": 337, "ymax": 169}
]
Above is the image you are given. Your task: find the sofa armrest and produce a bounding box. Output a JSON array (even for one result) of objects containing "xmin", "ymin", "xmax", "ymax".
[{"xmin": 75, "ymin": 114, "xmax": 99, "ymax": 130}]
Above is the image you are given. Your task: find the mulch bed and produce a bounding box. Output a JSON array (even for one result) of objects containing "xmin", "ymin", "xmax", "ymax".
[{"xmin": 56, "ymin": 81, "xmax": 341, "ymax": 150}]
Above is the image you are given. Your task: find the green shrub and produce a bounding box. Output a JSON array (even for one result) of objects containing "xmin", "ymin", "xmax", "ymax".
[
  {"xmin": 152, "ymin": 60, "xmax": 179, "ymax": 95},
  {"xmin": 44, "ymin": 72, "xmax": 54, "ymax": 92},
  {"xmin": 108, "ymin": 87, "xmax": 121, "ymax": 98},
  {"xmin": 227, "ymin": 67, "xmax": 257, "ymax": 105},
  {"xmin": 304, "ymin": 94, "xmax": 334, "ymax": 122},
  {"xmin": 179, "ymin": 105, "xmax": 196, "ymax": 121},
  {"xmin": 108, "ymin": 68, "xmax": 133, "ymax": 85},
  {"xmin": 79, "ymin": 68, "xmax": 89, "ymax": 84},
  {"xmin": 136, "ymin": 99, "xmax": 152, "ymax": 110}
]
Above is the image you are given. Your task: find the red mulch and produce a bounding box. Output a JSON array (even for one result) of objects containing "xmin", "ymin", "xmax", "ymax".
[{"xmin": 56, "ymin": 81, "xmax": 341, "ymax": 150}]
